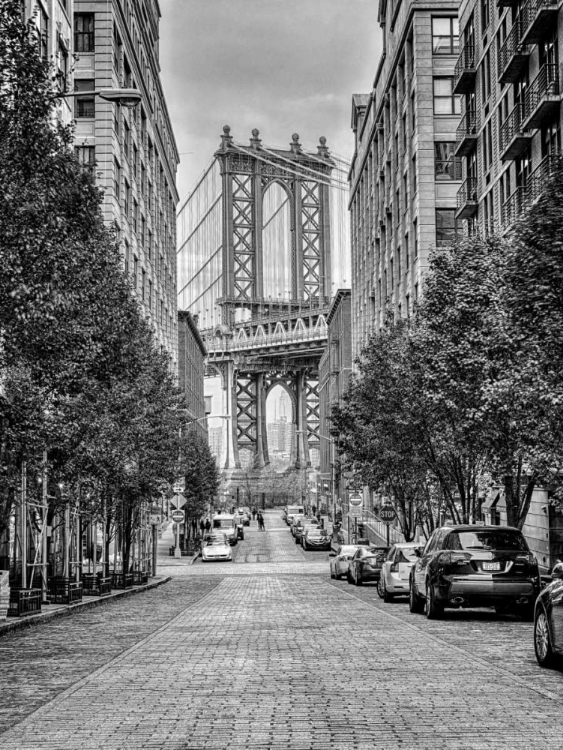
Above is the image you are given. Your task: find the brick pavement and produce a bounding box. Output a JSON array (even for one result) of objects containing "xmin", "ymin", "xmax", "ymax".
[{"xmin": 1, "ymin": 509, "xmax": 562, "ymax": 750}]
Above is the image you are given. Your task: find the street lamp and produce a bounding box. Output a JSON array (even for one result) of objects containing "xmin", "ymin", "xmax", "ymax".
[{"xmin": 56, "ymin": 87, "xmax": 143, "ymax": 109}]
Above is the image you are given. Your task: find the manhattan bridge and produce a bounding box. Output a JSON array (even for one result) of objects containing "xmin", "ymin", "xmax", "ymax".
[{"xmin": 177, "ymin": 126, "xmax": 350, "ymax": 483}]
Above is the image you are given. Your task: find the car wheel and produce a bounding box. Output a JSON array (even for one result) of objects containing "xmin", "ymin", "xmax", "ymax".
[
  {"xmin": 535, "ymin": 608, "xmax": 556, "ymax": 668},
  {"xmin": 347, "ymin": 570, "xmax": 353, "ymax": 584},
  {"xmin": 425, "ymin": 580, "xmax": 444, "ymax": 620},
  {"xmin": 330, "ymin": 566, "xmax": 335, "ymax": 579},
  {"xmin": 409, "ymin": 577, "xmax": 425, "ymax": 614},
  {"xmin": 377, "ymin": 577, "xmax": 385, "ymax": 599},
  {"xmin": 382, "ymin": 578, "xmax": 394, "ymax": 603}
]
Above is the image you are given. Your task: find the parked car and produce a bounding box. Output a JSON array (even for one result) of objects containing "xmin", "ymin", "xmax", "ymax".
[
  {"xmin": 293, "ymin": 517, "xmax": 319, "ymax": 543},
  {"xmin": 201, "ymin": 538, "xmax": 233, "ymax": 563},
  {"xmin": 409, "ymin": 525, "xmax": 540, "ymax": 620},
  {"xmin": 303, "ymin": 527, "xmax": 331, "ymax": 551},
  {"xmin": 285, "ymin": 504, "xmax": 305, "ymax": 526},
  {"xmin": 534, "ymin": 560, "xmax": 563, "ymax": 668},
  {"xmin": 377, "ymin": 543, "xmax": 420, "ymax": 601},
  {"xmin": 211, "ymin": 513, "xmax": 243, "ymax": 545},
  {"xmin": 348, "ymin": 546, "xmax": 389, "ymax": 586},
  {"xmin": 330, "ymin": 544, "xmax": 363, "ymax": 580}
]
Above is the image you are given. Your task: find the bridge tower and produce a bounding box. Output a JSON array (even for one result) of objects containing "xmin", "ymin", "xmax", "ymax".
[{"xmin": 182, "ymin": 126, "xmax": 338, "ymax": 481}]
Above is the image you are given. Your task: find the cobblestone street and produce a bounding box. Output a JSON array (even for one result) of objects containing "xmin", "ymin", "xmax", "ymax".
[{"xmin": 1, "ymin": 511, "xmax": 562, "ymax": 749}]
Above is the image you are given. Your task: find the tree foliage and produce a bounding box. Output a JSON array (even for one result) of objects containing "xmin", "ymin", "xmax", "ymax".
[
  {"xmin": 0, "ymin": 1, "xmax": 199, "ymax": 570},
  {"xmin": 335, "ymin": 170, "xmax": 563, "ymax": 533}
]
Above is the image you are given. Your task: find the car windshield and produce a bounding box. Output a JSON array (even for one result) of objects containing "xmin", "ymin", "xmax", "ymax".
[
  {"xmin": 213, "ymin": 518, "xmax": 234, "ymax": 529},
  {"xmin": 339, "ymin": 546, "xmax": 357, "ymax": 556},
  {"xmin": 396, "ymin": 547, "xmax": 419, "ymax": 563},
  {"xmin": 206, "ymin": 540, "xmax": 226, "ymax": 547},
  {"xmin": 453, "ymin": 530, "xmax": 528, "ymax": 551},
  {"xmin": 366, "ymin": 548, "xmax": 387, "ymax": 562},
  {"xmin": 308, "ymin": 529, "xmax": 328, "ymax": 538},
  {"xmin": 288, "ymin": 507, "xmax": 304, "ymax": 515}
]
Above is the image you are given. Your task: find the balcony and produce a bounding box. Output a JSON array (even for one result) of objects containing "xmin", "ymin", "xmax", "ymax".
[
  {"xmin": 502, "ymin": 185, "xmax": 529, "ymax": 226},
  {"xmin": 520, "ymin": 0, "xmax": 559, "ymax": 45},
  {"xmin": 497, "ymin": 0, "xmax": 518, "ymax": 6},
  {"xmin": 456, "ymin": 177, "xmax": 479, "ymax": 219},
  {"xmin": 453, "ymin": 45, "xmax": 476, "ymax": 95},
  {"xmin": 499, "ymin": 102, "xmax": 533, "ymax": 161},
  {"xmin": 522, "ymin": 64, "xmax": 561, "ymax": 130},
  {"xmin": 528, "ymin": 152, "xmax": 562, "ymax": 201},
  {"xmin": 455, "ymin": 110, "xmax": 479, "ymax": 156},
  {"xmin": 501, "ymin": 153, "xmax": 561, "ymax": 226},
  {"xmin": 498, "ymin": 22, "xmax": 530, "ymax": 84}
]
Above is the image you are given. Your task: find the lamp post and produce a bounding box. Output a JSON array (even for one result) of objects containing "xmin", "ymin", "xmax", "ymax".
[{"xmin": 55, "ymin": 87, "xmax": 143, "ymax": 109}]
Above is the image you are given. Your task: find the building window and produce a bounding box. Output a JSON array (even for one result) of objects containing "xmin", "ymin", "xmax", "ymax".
[
  {"xmin": 57, "ymin": 39, "xmax": 69, "ymax": 92},
  {"xmin": 133, "ymin": 255, "xmax": 138, "ymax": 290},
  {"xmin": 433, "ymin": 78, "xmax": 461, "ymax": 115},
  {"xmin": 38, "ymin": 7, "xmax": 48, "ymax": 62},
  {"xmin": 124, "ymin": 179, "xmax": 130, "ymax": 218},
  {"xmin": 481, "ymin": 0, "xmax": 490, "ymax": 33},
  {"xmin": 481, "ymin": 51, "xmax": 491, "ymax": 104},
  {"xmin": 434, "ymin": 143, "xmax": 462, "ymax": 180},
  {"xmin": 123, "ymin": 122, "xmax": 130, "ymax": 161},
  {"xmin": 141, "ymin": 269, "xmax": 146, "ymax": 300},
  {"xmin": 114, "ymin": 158, "xmax": 121, "ymax": 201},
  {"xmin": 74, "ymin": 14, "xmax": 95, "ymax": 52},
  {"xmin": 75, "ymin": 145, "xmax": 96, "ymax": 171},
  {"xmin": 432, "ymin": 17, "xmax": 459, "ymax": 55},
  {"xmin": 436, "ymin": 208, "xmax": 460, "ymax": 246},
  {"xmin": 412, "ymin": 155, "xmax": 417, "ymax": 195},
  {"xmin": 74, "ymin": 79, "xmax": 95, "ymax": 118},
  {"xmin": 123, "ymin": 238, "xmax": 129, "ymax": 276}
]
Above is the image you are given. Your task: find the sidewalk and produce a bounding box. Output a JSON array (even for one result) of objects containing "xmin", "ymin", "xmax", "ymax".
[{"xmin": 0, "ymin": 575, "xmax": 171, "ymax": 638}]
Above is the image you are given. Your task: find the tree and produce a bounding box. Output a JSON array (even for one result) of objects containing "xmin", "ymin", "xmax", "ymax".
[{"xmin": 179, "ymin": 432, "xmax": 220, "ymax": 538}]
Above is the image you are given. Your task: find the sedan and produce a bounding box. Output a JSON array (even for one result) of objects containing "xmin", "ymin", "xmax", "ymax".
[
  {"xmin": 330, "ymin": 545, "xmax": 360, "ymax": 579},
  {"xmin": 348, "ymin": 546, "xmax": 389, "ymax": 586},
  {"xmin": 302, "ymin": 528, "xmax": 331, "ymax": 551},
  {"xmin": 377, "ymin": 543, "xmax": 420, "ymax": 601},
  {"xmin": 201, "ymin": 539, "xmax": 233, "ymax": 563},
  {"xmin": 534, "ymin": 560, "xmax": 563, "ymax": 668}
]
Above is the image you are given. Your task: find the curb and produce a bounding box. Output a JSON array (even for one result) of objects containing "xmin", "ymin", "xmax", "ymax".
[{"xmin": 0, "ymin": 576, "xmax": 172, "ymax": 639}]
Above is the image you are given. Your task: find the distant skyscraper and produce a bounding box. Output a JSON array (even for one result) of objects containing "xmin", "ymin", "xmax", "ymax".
[{"xmin": 208, "ymin": 426, "xmax": 223, "ymax": 462}]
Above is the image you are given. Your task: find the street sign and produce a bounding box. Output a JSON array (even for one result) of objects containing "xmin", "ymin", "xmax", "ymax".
[
  {"xmin": 170, "ymin": 494, "xmax": 186, "ymax": 509},
  {"xmin": 171, "ymin": 509, "xmax": 185, "ymax": 524},
  {"xmin": 172, "ymin": 478, "xmax": 185, "ymax": 494},
  {"xmin": 380, "ymin": 505, "xmax": 397, "ymax": 525},
  {"xmin": 349, "ymin": 494, "xmax": 363, "ymax": 518},
  {"xmin": 149, "ymin": 514, "xmax": 161, "ymax": 526}
]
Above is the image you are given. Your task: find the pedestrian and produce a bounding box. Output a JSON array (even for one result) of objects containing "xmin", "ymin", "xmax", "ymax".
[
  {"xmin": 312, "ymin": 504, "xmax": 317, "ymax": 516},
  {"xmin": 252, "ymin": 508, "xmax": 257, "ymax": 520},
  {"xmin": 257, "ymin": 512, "xmax": 265, "ymax": 531},
  {"xmin": 199, "ymin": 519, "xmax": 205, "ymax": 536},
  {"xmin": 205, "ymin": 518, "xmax": 211, "ymax": 534}
]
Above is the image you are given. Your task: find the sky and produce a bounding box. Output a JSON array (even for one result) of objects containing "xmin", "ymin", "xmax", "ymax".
[{"xmin": 159, "ymin": 0, "xmax": 382, "ymax": 202}]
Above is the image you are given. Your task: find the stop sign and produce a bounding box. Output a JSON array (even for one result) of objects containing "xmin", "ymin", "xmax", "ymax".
[{"xmin": 380, "ymin": 505, "xmax": 396, "ymax": 524}]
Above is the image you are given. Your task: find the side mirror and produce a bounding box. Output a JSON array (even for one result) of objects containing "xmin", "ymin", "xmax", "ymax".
[
  {"xmin": 414, "ymin": 547, "xmax": 422, "ymax": 558},
  {"xmin": 329, "ymin": 551, "xmax": 336, "ymax": 557}
]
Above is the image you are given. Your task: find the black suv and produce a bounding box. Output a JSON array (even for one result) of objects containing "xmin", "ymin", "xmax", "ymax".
[{"xmin": 409, "ymin": 525, "xmax": 540, "ymax": 620}]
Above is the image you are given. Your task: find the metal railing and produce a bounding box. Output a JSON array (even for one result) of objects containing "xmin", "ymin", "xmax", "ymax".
[
  {"xmin": 456, "ymin": 176, "xmax": 478, "ymax": 210},
  {"xmin": 523, "ymin": 63, "xmax": 560, "ymax": 121},
  {"xmin": 456, "ymin": 109, "xmax": 478, "ymax": 145},
  {"xmin": 453, "ymin": 44, "xmax": 476, "ymax": 90},
  {"xmin": 498, "ymin": 21, "xmax": 529, "ymax": 78},
  {"xmin": 521, "ymin": 0, "xmax": 558, "ymax": 37},
  {"xmin": 205, "ymin": 325, "xmax": 328, "ymax": 353},
  {"xmin": 47, "ymin": 577, "xmax": 83, "ymax": 605},
  {"xmin": 502, "ymin": 185, "xmax": 529, "ymax": 226},
  {"xmin": 528, "ymin": 152, "xmax": 562, "ymax": 201},
  {"xmin": 499, "ymin": 102, "xmax": 527, "ymax": 153}
]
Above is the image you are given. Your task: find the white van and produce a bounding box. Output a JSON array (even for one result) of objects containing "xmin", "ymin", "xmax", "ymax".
[
  {"xmin": 285, "ymin": 505, "xmax": 305, "ymax": 526},
  {"xmin": 211, "ymin": 513, "xmax": 243, "ymax": 546}
]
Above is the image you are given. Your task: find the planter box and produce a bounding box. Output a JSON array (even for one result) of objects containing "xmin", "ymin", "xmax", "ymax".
[
  {"xmin": 82, "ymin": 573, "xmax": 112, "ymax": 597},
  {"xmin": 47, "ymin": 577, "xmax": 83, "ymax": 605},
  {"xmin": 111, "ymin": 572, "xmax": 133, "ymax": 589},
  {"xmin": 7, "ymin": 587, "xmax": 42, "ymax": 617}
]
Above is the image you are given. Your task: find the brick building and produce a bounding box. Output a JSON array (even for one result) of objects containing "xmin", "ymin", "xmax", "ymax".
[
  {"xmin": 349, "ymin": 0, "xmax": 461, "ymax": 359},
  {"xmin": 453, "ymin": 0, "xmax": 563, "ymax": 231},
  {"xmin": 73, "ymin": 0, "xmax": 180, "ymax": 365},
  {"xmin": 318, "ymin": 289, "xmax": 352, "ymax": 514},
  {"xmin": 177, "ymin": 311, "xmax": 207, "ymax": 442}
]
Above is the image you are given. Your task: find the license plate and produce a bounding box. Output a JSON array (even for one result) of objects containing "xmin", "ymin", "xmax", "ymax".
[{"xmin": 482, "ymin": 562, "xmax": 501, "ymax": 571}]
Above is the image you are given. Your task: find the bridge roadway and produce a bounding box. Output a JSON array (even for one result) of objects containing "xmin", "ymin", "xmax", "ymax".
[{"xmin": 0, "ymin": 511, "xmax": 562, "ymax": 749}]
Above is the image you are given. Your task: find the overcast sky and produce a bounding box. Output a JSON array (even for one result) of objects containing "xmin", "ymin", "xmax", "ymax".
[{"xmin": 159, "ymin": 0, "xmax": 382, "ymax": 202}]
